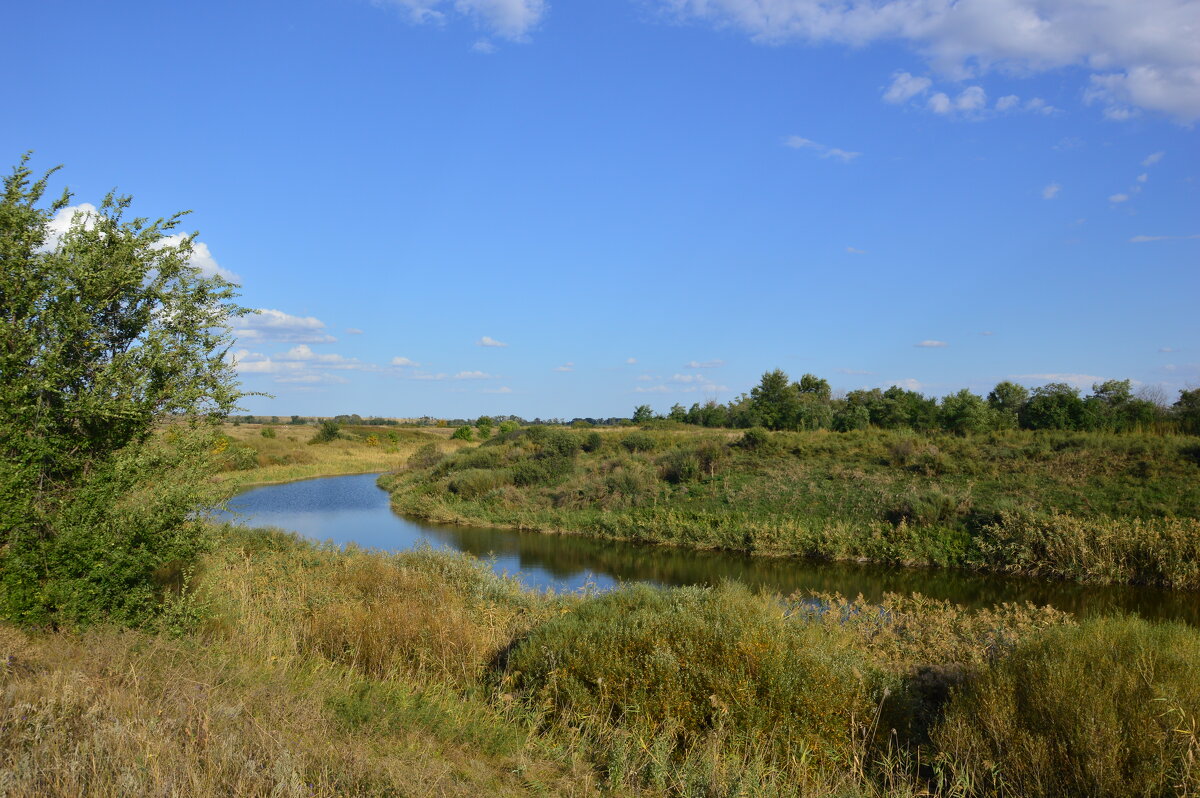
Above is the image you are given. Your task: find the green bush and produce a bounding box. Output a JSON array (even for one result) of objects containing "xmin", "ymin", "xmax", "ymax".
[
  {"xmin": 737, "ymin": 427, "xmax": 773, "ymax": 450},
  {"xmin": 260, "ymin": 426, "xmax": 277, "ymax": 438},
  {"xmin": 581, "ymin": 431, "xmax": 603, "ymax": 453},
  {"xmin": 934, "ymin": 615, "xmax": 1200, "ymax": 797},
  {"xmin": 447, "ymin": 468, "xmax": 512, "ymax": 499},
  {"xmin": 450, "ymin": 426, "xmax": 474, "ymax": 442},
  {"xmin": 309, "ymin": 420, "xmax": 341, "ymax": 444},
  {"xmin": 406, "ymin": 443, "xmax": 443, "ymax": 470},
  {"xmin": 502, "ymin": 583, "xmax": 877, "ymax": 767},
  {"xmin": 620, "ymin": 432, "xmax": 655, "ymax": 453}
]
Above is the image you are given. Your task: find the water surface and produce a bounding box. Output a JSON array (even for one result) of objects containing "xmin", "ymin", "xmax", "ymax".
[{"xmin": 216, "ymin": 473, "xmax": 1200, "ymax": 624}]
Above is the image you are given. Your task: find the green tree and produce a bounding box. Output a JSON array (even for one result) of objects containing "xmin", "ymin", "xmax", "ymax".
[
  {"xmin": 987, "ymin": 381, "xmax": 1029, "ymax": 429},
  {"xmin": 0, "ymin": 156, "xmax": 245, "ymax": 626},
  {"xmin": 749, "ymin": 369, "xmax": 799, "ymax": 430},
  {"xmin": 1175, "ymin": 388, "xmax": 1200, "ymax": 434},
  {"xmin": 451, "ymin": 425, "xmax": 474, "ymax": 441},
  {"xmin": 1021, "ymin": 383, "xmax": 1085, "ymax": 430},
  {"xmin": 475, "ymin": 415, "xmax": 493, "ymax": 439},
  {"xmin": 939, "ymin": 389, "xmax": 994, "ymax": 435},
  {"xmin": 632, "ymin": 404, "xmax": 655, "ymax": 423},
  {"xmin": 668, "ymin": 403, "xmax": 687, "ymax": 422}
]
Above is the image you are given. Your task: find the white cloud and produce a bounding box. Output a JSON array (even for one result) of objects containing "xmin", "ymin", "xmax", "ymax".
[
  {"xmin": 453, "ymin": 370, "xmax": 494, "ymax": 379},
  {"xmin": 1109, "ymin": 193, "xmax": 1130, "ymax": 203},
  {"xmin": 43, "ymin": 205, "xmax": 240, "ymax": 283},
  {"xmin": 1130, "ymin": 233, "xmax": 1200, "ymax": 242},
  {"xmin": 684, "ymin": 359, "xmax": 725, "ymax": 368},
  {"xmin": 636, "ymin": 374, "xmax": 656, "ymax": 382},
  {"xmin": 995, "ymin": 94, "xmax": 1020, "ymax": 111},
  {"xmin": 634, "ymin": 385, "xmax": 672, "ymax": 393},
  {"xmin": 155, "ymin": 233, "xmax": 240, "ymax": 283},
  {"xmin": 1137, "ymin": 173, "xmax": 1149, "ymax": 183},
  {"xmin": 553, "ymin": 362, "xmax": 574, "ymax": 372},
  {"xmin": 375, "ymin": 0, "xmax": 545, "ymax": 41},
  {"xmin": 391, "ymin": 356, "xmax": 420, "ymax": 366},
  {"xmin": 1024, "ymin": 97, "xmax": 1057, "ymax": 115},
  {"xmin": 346, "ymin": 328, "xmax": 364, "ymax": 334},
  {"xmin": 837, "ymin": 368, "xmax": 873, "ymax": 375},
  {"xmin": 784, "ymin": 135, "xmax": 861, "ymax": 161},
  {"xmin": 1015, "ymin": 372, "xmax": 1104, "ymax": 387},
  {"xmin": 1143, "ymin": 151, "xmax": 1166, "ymax": 166},
  {"xmin": 275, "ymin": 373, "xmax": 349, "ymax": 385},
  {"xmin": 890, "ymin": 378, "xmax": 924, "ymax": 391},
  {"xmin": 477, "ymin": 335, "xmax": 508, "ymax": 347},
  {"xmin": 846, "ymin": 246, "xmax": 866, "ymax": 254},
  {"xmin": 915, "ymin": 340, "xmax": 948, "ymax": 348},
  {"xmin": 472, "ymin": 39, "xmax": 497, "ymax": 53},
  {"xmin": 883, "ymin": 71, "xmax": 932, "ymax": 103},
  {"xmin": 278, "ymin": 345, "xmax": 372, "ymax": 370},
  {"xmin": 409, "ymin": 371, "xmax": 448, "ymax": 381},
  {"xmin": 235, "ymin": 309, "xmax": 336, "ymax": 343},
  {"xmin": 655, "ymin": 0, "xmax": 1200, "ymax": 121},
  {"xmin": 927, "ymin": 92, "xmax": 952, "ymax": 113},
  {"xmin": 671, "ymin": 373, "xmax": 705, "ymax": 383},
  {"xmin": 228, "ymin": 349, "xmax": 304, "ymax": 375},
  {"xmin": 483, "ymin": 386, "xmax": 513, "ymax": 394},
  {"xmin": 626, "ymin": 357, "xmax": 638, "ymax": 364},
  {"xmin": 956, "ymin": 85, "xmax": 987, "ymax": 111},
  {"xmin": 1042, "ymin": 183, "xmax": 1062, "ymax": 199}
]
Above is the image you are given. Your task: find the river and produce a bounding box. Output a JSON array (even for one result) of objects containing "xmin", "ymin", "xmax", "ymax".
[{"xmin": 215, "ymin": 472, "xmax": 1199, "ymax": 624}]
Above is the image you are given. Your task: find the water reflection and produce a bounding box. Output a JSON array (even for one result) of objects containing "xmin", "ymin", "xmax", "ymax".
[{"xmin": 217, "ymin": 473, "xmax": 1199, "ymax": 624}]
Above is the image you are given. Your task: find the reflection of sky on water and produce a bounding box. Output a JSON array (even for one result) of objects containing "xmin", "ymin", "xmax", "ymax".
[{"xmin": 215, "ymin": 473, "xmax": 1200, "ymax": 624}]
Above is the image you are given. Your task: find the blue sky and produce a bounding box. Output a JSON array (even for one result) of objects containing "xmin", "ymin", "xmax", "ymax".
[{"xmin": 8, "ymin": 0, "xmax": 1198, "ymax": 418}]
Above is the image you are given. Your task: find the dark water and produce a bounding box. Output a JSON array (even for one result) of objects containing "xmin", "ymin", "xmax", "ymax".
[{"xmin": 215, "ymin": 473, "xmax": 1200, "ymax": 624}]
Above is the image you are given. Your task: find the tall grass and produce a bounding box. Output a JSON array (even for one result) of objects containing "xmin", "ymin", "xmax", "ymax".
[{"xmin": 4, "ymin": 527, "xmax": 1197, "ymax": 796}]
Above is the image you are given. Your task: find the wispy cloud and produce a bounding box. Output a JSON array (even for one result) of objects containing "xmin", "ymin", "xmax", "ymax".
[
  {"xmin": 374, "ymin": 0, "xmax": 546, "ymax": 42},
  {"xmin": 346, "ymin": 328, "xmax": 364, "ymax": 335},
  {"xmin": 1109, "ymin": 193, "xmax": 1129, "ymax": 203},
  {"xmin": 1042, "ymin": 183, "xmax": 1062, "ymax": 200},
  {"xmin": 453, "ymin": 370, "xmax": 495, "ymax": 380},
  {"xmin": 684, "ymin": 359, "xmax": 725, "ymax": 368},
  {"xmin": 626, "ymin": 357, "xmax": 638, "ymax": 364},
  {"xmin": 1014, "ymin": 373, "xmax": 1104, "ymax": 387},
  {"xmin": 390, "ymin": 356, "xmax": 420, "ymax": 366},
  {"xmin": 235, "ymin": 309, "xmax": 336, "ymax": 344},
  {"xmin": 483, "ymin": 386, "xmax": 513, "ymax": 394},
  {"xmin": 846, "ymin": 246, "xmax": 866, "ymax": 254},
  {"xmin": 914, "ymin": 340, "xmax": 948, "ymax": 348},
  {"xmin": 477, "ymin": 335, "xmax": 508, "ymax": 347},
  {"xmin": 882, "ymin": 71, "xmax": 931, "ymax": 104},
  {"xmin": 1130, "ymin": 234, "xmax": 1200, "ymax": 242},
  {"xmin": 553, "ymin": 362, "xmax": 574, "ymax": 372},
  {"xmin": 784, "ymin": 136, "xmax": 861, "ymax": 162},
  {"xmin": 1142, "ymin": 151, "xmax": 1165, "ymax": 166},
  {"xmin": 837, "ymin": 368, "xmax": 873, "ymax": 375}
]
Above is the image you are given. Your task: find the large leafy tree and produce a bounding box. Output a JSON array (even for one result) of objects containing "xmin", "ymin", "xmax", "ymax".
[{"xmin": 0, "ymin": 156, "xmax": 245, "ymax": 626}]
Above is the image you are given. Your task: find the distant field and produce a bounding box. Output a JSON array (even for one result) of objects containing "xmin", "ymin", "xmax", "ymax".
[{"xmin": 212, "ymin": 423, "xmax": 465, "ymax": 489}]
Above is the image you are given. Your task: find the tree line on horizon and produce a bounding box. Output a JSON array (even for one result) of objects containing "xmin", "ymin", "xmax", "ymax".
[{"xmin": 634, "ymin": 370, "xmax": 1200, "ymax": 435}]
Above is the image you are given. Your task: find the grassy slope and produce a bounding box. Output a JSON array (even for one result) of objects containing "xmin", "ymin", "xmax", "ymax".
[
  {"xmin": 213, "ymin": 423, "xmax": 467, "ymax": 488},
  {"xmin": 383, "ymin": 426, "xmax": 1200, "ymax": 588}
]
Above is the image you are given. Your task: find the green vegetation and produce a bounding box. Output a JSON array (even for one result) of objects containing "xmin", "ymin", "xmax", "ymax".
[
  {"xmin": 0, "ymin": 157, "xmax": 243, "ymax": 627},
  {"xmin": 643, "ymin": 368, "xmax": 1196, "ymax": 435},
  {"xmin": 4, "ymin": 528, "xmax": 1195, "ymax": 796},
  {"xmin": 385, "ymin": 425, "xmax": 1200, "ymax": 588}
]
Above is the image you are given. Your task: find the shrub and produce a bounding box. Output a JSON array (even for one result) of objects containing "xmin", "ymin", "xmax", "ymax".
[
  {"xmin": 581, "ymin": 431, "xmax": 603, "ymax": 452},
  {"xmin": 260, "ymin": 426, "xmax": 277, "ymax": 438},
  {"xmin": 406, "ymin": 443, "xmax": 443, "ymax": 470},
  {"xmin": 497, "ymin": 421, "xmax": 519, "ymax": 436},
  {"xmin": 620, "ymin": 432, "xmax": 655, "ymax": 453},
  {"xmin": 450, "ymin": 426, "xmax": 474, "ymax": 442},
  {"xmin": 737, "ymin": 427, "xmax": 773, "ymax": 450},
  {"xmin": 658, "ymin": 449, "xmax": 701, "ymax": 484},
  {"xmin": 448, "ymin": 468, "xmax": 512, "ymax": 499},
  {"xmin": 309, "ymin": 420, "xmax": 341, "ymax": 444},
  {"xmin": 540, "ymin": 429, "xmax": 581, "ymax": 458},
  {"xmin": 502, "ymin": 583, "xmax": 877, "ymax": 767},
  {"xmin": 934, "ymin": 615, "xmax": 1200, "ymax": 797}
]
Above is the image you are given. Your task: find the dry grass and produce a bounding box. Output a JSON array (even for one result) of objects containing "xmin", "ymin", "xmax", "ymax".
[{"xmin": 213, "ymin": 424, "xmax": 466, "ymax": 489}]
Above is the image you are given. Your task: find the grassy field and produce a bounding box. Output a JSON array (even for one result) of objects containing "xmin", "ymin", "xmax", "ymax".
[
  {"xmin": 2, "ymin": 527, "xmax": 1196, "ymax": 797},
  {"xmin": 211, "ymin": 423, "xmax": 466, "ymax": 489},
  {"xmin": 383, "ymin": 425, "xmax": 1200, "ymax": 588}
]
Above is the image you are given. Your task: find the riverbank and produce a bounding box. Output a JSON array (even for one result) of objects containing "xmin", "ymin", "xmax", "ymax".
[
  {"xmin": 5, "ymin": 524, "xmax": 1196, "ymax": 797},
  {"xmin": 212, "ymin": 422, "xmax": 464, "ymax": 489},
  {"xmin": 382, "ymin": 425, "xmax": 1200, "ymax": 589}
]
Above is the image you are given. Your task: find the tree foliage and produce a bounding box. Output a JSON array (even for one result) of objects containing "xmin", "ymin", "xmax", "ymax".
[{"xmin": 0, "ymin": 156, "xmax": 245, "ymax": 626}]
